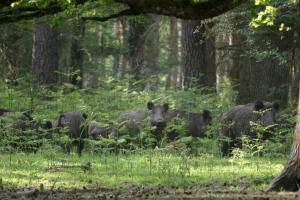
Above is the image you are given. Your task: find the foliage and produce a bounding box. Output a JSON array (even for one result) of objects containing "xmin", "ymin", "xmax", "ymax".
[
  {"xmin": 214, "ymin": 0, "xmax": 297, "ymax": 63},
  {"xmin": 0, "ymin": 78, "xmax": 295, "ymax": 158}
]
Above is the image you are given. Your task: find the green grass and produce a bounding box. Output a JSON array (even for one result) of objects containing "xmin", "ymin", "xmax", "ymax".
[{"xmin": 0, "ymin": 149, "xmax": 286, "ymax": 190}]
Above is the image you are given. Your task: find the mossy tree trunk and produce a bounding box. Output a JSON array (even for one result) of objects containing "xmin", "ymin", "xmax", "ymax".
[{"xmin": 128, "ymin": 16, "xmax": 148, "ymax": 90}]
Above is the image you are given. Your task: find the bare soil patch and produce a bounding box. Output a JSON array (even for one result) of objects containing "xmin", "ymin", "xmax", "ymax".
[{"xmin": 1, "ymin": 180, "xmax": 300, "ymax": 200}]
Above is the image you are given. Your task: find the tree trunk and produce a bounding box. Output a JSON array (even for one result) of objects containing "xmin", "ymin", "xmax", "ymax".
[
  {"xmin": 266, "ymin": 81, "xmax": 300, "ymax": 191},
  {"xmin": 70, "ymin": 20, "xmax": 85, "ymax": 88},
  {"xmin": 229, "ymin": 33, "xmax": 243, "ymax": 91},
  {"xmin": 166, "ymin": 17, "xmax": 179, "ymax": 89},
  {"xmin": 266, "ymin": 2, "xmax": 300, "ymax": 190},
  {"xmin": 144, "ymin": 14, "xmax": 160, "ymax": 91},
  {"xmin": 237, "ymin": 57, "xmax": 289, "ymax": 106},
  {"xmin": 0, "ymin": 24, "xmax": 21, "ymax": 80},
  {"xmin": 128, "ymin": 17, "xmax": 147, "ymax": 90},
  {"xmin": 119, "ymin": 18, "xmax": 128, "ymax": 79},
  {"xmin": 290, "ymin": 29, "xmax": 300, "ymax": 105},
  {"xmin": 181, "ymin": 19, "xmax": 216, "ymax": 90},
  {"xmin": 113, "ymin": 19, "xmax": 123, "ymax": 77},
  {"xmin": 32, "ymin": 24, "xmax": 59, "ymax": 85}
]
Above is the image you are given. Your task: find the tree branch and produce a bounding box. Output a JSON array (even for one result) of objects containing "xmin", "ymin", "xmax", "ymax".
[
  {"xmin": 0, "ymin": 5, "xmax": 62, "ymax": 24},
  {"xmin": 114, "ymin": 0, "xmax": 248, "ymax": 20},
  {"xmin": 82, "ymin": 8, "xmax": 140, "ymax": 22},
  {"xmin": 0, "ymin": 0, "xmax": 248, "ymax": 24},
  {"xmin": 0, "ymin": 6, "xmax": 41, "ymax": 17},
  {"xmin": 0, "ymin": 0, "xmax": 13, "ymax": 9}
]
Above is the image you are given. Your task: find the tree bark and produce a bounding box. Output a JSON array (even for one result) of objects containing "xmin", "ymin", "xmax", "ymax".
[
  {"xmin": 266, "ymin": 2, "xmax": 300, "ymax": 190},
  {"xmin": 117, "ymin": 18, "xmax": 128, "ymax": 79},
  {"xmin": 128, "ymin": 17, "xmax": 148, "ymax": 89},
  {"xmin": 228, "ymin": 33, "xmax": 243, "ymax": 91},
  {"xmin": 215, "ymin": 32, "xmax": 240, "ymax": 89},
  {"xmin": 32, "ymin": 24, "xmax": 59, "ymax": 85},
  {"xmin": 0, "ymin": 24, "xmax": 22, "ymax": 80},
  {"xmin": 166, "ymin": 17, "xmax": 179, "ymax": 89},
  {"xmin": 144, "ymin": 15, "xmax": 160, "ymax": 91},
  {"xmin": 181, "ymin": 20, "xmax": 216, "ymax": 90},
  {"xmin": 144, "ymin": 15, "xmax": 160, "ymax": 70},
  {"xmin": 70, "ymin": 20, "xmax": 86, "ymax": 88},
  {"xmin": 266, "ymin": 81, "xmax": 300, "ymax": 191},
  {"xmin": 236, "ymin": 57, "xmax": 289, "ymax": 106},
  {"xmin": 113, "ymin": 19, "xmax": 123, "ymax": 77}
]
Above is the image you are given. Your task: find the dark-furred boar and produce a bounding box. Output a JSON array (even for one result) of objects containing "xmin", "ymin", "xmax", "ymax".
[
  {"xmin": 0, "ymin": 108, "xmax": 52, "ymax": 151},
  {"xmin": 117, "ymin": 102, "xmax": 212, "ymax": 141},
  {"xmin": 88, "ymin": 122, "xmax": 111, "ymax": 140},
  {"xmin": 117, "ymin": 102, "xmax": 169, "ymax": 140},
  {"xmin": 166, "ymin": 109, "xmax": 212, "ymax": 140},
  {"xmin": 54, "ymin": 112, "xmax": 88, "ymax": 156},
  {"xmin": 220, "ymin": 101, "xmax": 280, "ymax": 156}
]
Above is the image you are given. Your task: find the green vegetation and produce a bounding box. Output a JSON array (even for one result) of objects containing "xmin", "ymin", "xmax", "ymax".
[
  {"xmin": 0, "ymin": 151, "xmax": 287, "ymax": 189},
  {"xmin": 1, "ymin": 0, "xmax": 300, "ymax": 196},
  {"xmin": 0, "ymin": 80, "xmax": 294, "ymax": 192}
]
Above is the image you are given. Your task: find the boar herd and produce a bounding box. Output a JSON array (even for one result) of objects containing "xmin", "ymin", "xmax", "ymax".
[{"xmin": 0, "ymin": 100, "xmax": 281, "ymax": 156}]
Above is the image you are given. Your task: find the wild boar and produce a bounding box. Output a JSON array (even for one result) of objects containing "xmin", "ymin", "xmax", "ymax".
[
  {"xmin": 220, "ymin": 101, "xmax": 280, "ymax": 156},
  {"xmin": 54, "ymin": 112, "xmax": 88, "ymax": 156}
]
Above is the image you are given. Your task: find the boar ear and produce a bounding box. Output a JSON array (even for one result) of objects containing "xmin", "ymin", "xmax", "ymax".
[
  {"xmin": 254, "ymin": 101, "xmax": 264, "ymax": 111},
  {"xmin": 272, "ymin": 101, "xmax": 280, "ymax": 111},
  {"xmin": 147, "ymin": 102, "xmax": 154, "ymax": 110},
  {"xmin": 58, "ymin": 113, "xmax": 65, "ymax": 126},
  {"xmin": 202, "ymin": 110, "xmax": 212, "ymax": 123},
  {"xmin": 163, "ymin": 103, "xmax": 169, "ymax": 112},
  {"xmin": 82, "ymin": 113, "xmax": 88, "ymax": 119},
  {"xmin": 23, "ymin": 111, "xmax": 33, "ymax": 121},
  {"xmin": 45, "ymin": 121, "xmax": 52, "ymax": 129}
]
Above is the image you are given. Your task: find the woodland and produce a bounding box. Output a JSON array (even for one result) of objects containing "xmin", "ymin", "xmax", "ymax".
[{"xmin": 1, "ymin": 0, "xmax": 300, "ymax": 199}]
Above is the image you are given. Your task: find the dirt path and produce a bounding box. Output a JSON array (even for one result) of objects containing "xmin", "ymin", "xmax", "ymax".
[{"xmin": 1, "ymin": 184, "xmax": 300, "ymax": 200}]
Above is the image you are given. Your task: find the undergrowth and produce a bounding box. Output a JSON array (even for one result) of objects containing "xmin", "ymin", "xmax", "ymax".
[{"xmin": 0, "ymin": 77, "xmax": 295, "ymax": 189}]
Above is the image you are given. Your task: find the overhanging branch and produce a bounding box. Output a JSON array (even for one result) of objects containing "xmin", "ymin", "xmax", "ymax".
[
  {"xmin": 0, "ymin": 0, "xmax": 13, "ymax": 9},
  {"xmin": 0, "ymin": 6, "xmax": 40, "ymax": 17},
  {"xmin": 114, "ymin": 0, "xmax": 248, "ymax": 20},
  {"xmin": 0, "ymin": 5, "xmax": 62, "ymax": 24},
  {"xmin": 0, "ymin": 0, "xmax": 248, "ymax": 25},
  {"xmin": 82, "ymin": 8, "xmax": 140, "ymax": 22}
]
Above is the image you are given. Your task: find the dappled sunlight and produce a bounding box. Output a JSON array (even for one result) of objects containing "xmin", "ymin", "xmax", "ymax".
[{"xmin": 0, "ymin": 152, "xmax": 286, "ymax": 189}]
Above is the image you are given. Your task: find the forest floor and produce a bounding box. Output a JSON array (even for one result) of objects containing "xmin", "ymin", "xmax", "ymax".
[
  {"xmin": 1, "ymin": 181, "xmax": 300, "ymax": 199},
  {"xmin": 0, "ymin": 150, "xmax": 295, "ymax": 199}
]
